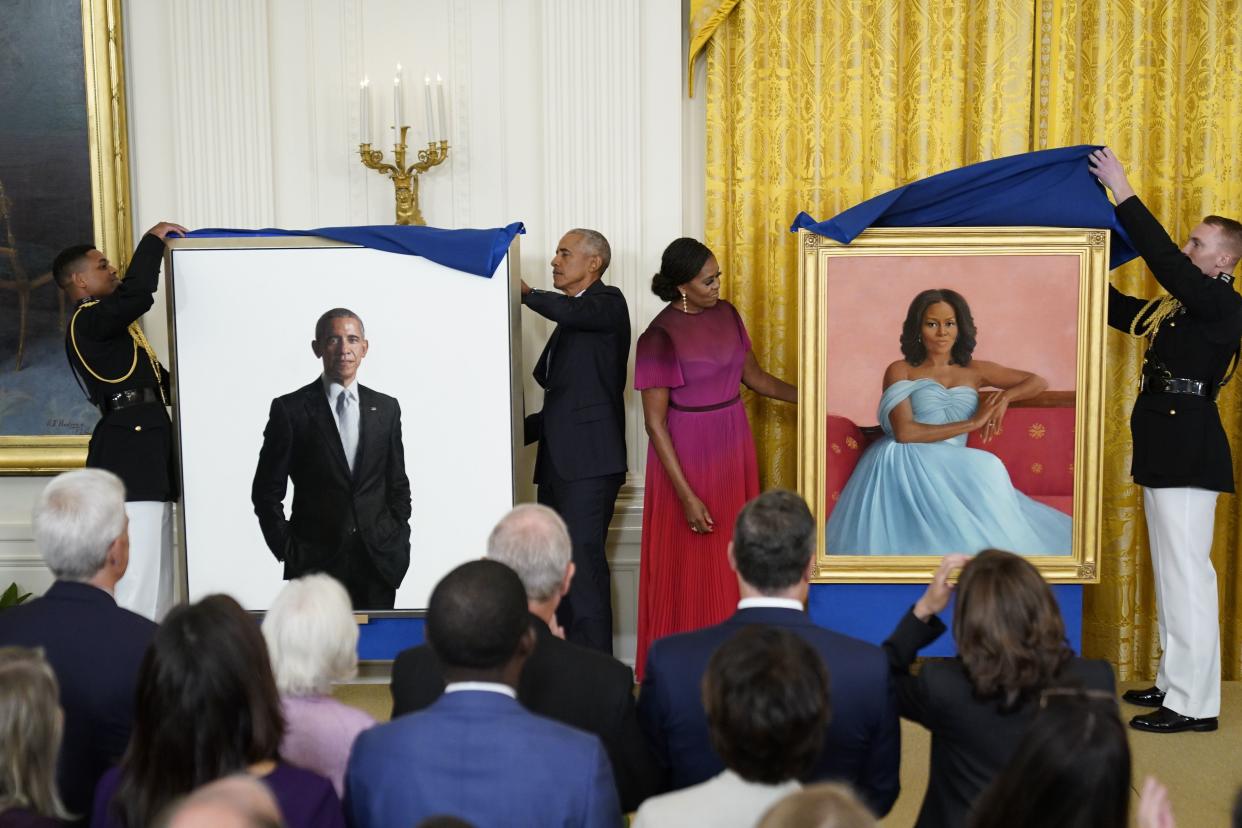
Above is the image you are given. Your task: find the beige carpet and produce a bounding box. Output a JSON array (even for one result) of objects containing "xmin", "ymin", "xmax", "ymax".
[{"xmin": 333, "ymin": 680, "xmax": 1242, "ymax": 826}]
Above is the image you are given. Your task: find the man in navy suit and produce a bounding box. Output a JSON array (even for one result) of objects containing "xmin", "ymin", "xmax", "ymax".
[
  {"xmin": 346, "ymin": 559, "xmax": 620, "ymax": 827},
  {"xmin": 637, "ymin": 490, "xmax": 901, "ymax": 816},
  {"xmin": 252, "ymin": 307, "xmax": 412, "ymax": 609},
  {"xmin": 0, "ymin": 469, "xmax": 156, "ymax": 822},
  {"xmin": 522, "ymin": 229, "xmax": 630, "ymax": 653}
]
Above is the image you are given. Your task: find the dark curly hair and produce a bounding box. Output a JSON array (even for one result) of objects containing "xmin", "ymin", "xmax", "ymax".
[
  {"xmin": 651, "ymin": 237, "xmax": 713, "ymax": 301},
  {"xmin": 953, "ymin": 550, "xmax": 1073, "ymax": 711},
  {"xmin": 900, "ymin": 288, "xmax": 977, "ymax": 366}
]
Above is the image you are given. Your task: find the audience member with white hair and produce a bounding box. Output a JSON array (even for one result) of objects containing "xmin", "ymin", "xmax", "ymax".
[
  {"xmin": 0, "ymin": 647, "xmax": 72, "ymax": 827},
  {"xmin": 0, "ymin": 469, "xmax": 156, "ymax": 820},
  {"xmin": 390, "ymin": 503, "xmax": 659, "ymax": 811},
  {"xmin": 261, "ymin": 575, "xmax": 375, "ymax": 797}
]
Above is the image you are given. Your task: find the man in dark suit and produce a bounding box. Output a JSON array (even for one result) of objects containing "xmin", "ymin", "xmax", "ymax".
[
  {"xmin": 637, "ymin": 490, "xmax": 901, "ymax": 817},
  {"xmin": 1091, "ymin": 148, "xmax": 1242, "ymax": 733},
  {"xmin": 252, "ymin": 307, "xmax": 412, "ymax": 609},
  {"xmin": 390, "ymin": 503, "xmax": 659, "ymax": 812},
  {"xmin": 521, "ymin": 228, "xmax": 630, "ymax": 654},
  {"xmin": 52, "ymin": 221, "xmax": 187, "ymax": 621},
  {"xmin": 0, "ymin": 469, "xmax": 156, "ymax": 822},
  {"xmin": 347, "ymin": 560, "xmax": 619, "ymax": 827}
]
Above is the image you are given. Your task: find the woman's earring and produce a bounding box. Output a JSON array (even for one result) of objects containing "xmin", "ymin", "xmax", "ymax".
[{"xmin": 681, "ymin": 292, "xmax": 689, "ymax": 314}]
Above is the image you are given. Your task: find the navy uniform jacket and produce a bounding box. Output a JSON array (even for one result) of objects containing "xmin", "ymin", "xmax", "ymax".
[
  {"xmin": 67, "ymin": 233, "xmax": 177, "ymax": 501},
  {"xmin": 1108, "ymin": 196, "xmax": 1242, "ymax": 492},
  {"xmin": 522, "ymin": 279, "xmax": 630, "ymax": 482},
  {"xmin": 637, "ymin": 606, "xmax": 901, "ymax": 817}
]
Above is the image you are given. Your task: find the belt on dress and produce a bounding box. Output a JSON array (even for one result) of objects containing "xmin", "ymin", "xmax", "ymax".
[
  {"xmin": 669, "ymin": 395, "xmax": 741, "ymax": 413},
  {"xmin": 1140, "ymin": 376, "xmax": 1212, "ymax": 398},
  {"xmin": 102, "ymin": 387, "xmax": 163, "ymax": 413}
]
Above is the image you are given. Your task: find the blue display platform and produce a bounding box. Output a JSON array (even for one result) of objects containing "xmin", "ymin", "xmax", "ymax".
[
  {"xmin": 355, "ymin": 584, "xmax": 1083, "ymax": 662},
  {"xmin": 808, "ymin": 583, "xmax": 1083, "ymax": 657}
]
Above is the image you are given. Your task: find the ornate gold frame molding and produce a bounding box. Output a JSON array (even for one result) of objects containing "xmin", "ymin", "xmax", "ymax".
[
  {"xmin": 797, "ymin": 226, "xmax": 1108, "ymax": 583},
  {"xmin": 0, "ymin": 0, "xmax": 132, "ymax": 475}
]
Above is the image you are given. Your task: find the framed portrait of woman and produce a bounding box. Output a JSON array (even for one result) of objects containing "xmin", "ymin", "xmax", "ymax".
[
  {"xmin": 0, "ymin": 0, "xmax": 131, "ymax": 475},
  {"xmin": 797, "ymin": 226, "xmax": 1109, "ymax": 582}
]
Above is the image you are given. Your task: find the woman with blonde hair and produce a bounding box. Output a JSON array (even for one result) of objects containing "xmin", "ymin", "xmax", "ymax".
[
  {"xmin": 261, "ymin": 574, "xmax": 374, "ymax": 797},
  {"xmin": 0, "ymin": 646, "xmax": 70, "ymax": 827}
]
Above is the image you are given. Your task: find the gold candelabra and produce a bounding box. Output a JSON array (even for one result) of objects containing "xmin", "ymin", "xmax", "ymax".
[{"xmin": 358, "ymin": 126, "xmax": 450, "ymax": 226}]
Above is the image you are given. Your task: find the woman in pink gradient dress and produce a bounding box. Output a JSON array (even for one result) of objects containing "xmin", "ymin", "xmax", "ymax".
[{"xmin": 635, "ymin": 238, "xmax": 797, "ymax": 676}]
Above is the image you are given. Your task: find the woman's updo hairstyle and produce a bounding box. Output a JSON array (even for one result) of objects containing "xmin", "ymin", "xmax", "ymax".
[{"xmin": 652, "ymin": 238, "xmax": 713, "ymax": 301}]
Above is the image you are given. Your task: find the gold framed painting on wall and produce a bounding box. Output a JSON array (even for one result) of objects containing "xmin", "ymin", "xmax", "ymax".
[
  {"xmin": 796, "ymin": 227, "xmax": 1108, "ymax": 583},
  {"xmin": 0, "ymin": 0, "xmax": 132, "ymax": 475}
]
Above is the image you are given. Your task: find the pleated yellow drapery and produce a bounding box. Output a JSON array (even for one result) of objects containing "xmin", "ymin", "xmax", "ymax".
[{"xmin": 702, "ymin": 0, "xmax": 1242, "ymax": 680}]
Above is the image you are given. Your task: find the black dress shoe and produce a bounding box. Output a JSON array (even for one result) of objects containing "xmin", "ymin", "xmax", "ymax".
[
  {"xmin": 1122, "ymin": 686, "xmax": 1166, "ymax": 707},
  {"xmin": 1129, "ymin": 706, "xmax": 1218, "ymax": 733}
]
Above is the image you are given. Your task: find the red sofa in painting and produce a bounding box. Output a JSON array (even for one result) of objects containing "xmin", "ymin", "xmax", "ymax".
[{"xmin": 825, "ymin": 392, "xmax": 1075, "ymax": 519}]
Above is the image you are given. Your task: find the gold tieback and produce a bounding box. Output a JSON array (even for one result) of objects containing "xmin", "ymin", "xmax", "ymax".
[
  {"xmin": 1129, "ymin": 294, "xmax": 1182, "ymax": 344},
  {"xmin": 70, "ymin": 300, "xmax": 167, "ymax": 404}
]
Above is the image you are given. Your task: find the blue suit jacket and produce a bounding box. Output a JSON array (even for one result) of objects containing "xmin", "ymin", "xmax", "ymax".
[
  {"xmin": 345, "ymin": 689, "xmax": 620, "ymax": 827},
  {"xmin": 0, "ymin": 581, "xmax": 155, "ymax": 821},
  {"xmin": 637, "ymin": 606, "xmax": 901, "ymax": 816}
]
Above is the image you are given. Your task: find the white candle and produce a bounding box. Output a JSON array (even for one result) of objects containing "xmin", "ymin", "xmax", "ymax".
[
  {"xmin": 359, "ymin": 77, "xmax": 370, "ymax": 144},
  {"xmin": 424, "ymin": 75, "xmax": 435, "ymax": 145},
  {"xmin": 436, "ymin": 74, "xmax": 448, "ymax": 142}
]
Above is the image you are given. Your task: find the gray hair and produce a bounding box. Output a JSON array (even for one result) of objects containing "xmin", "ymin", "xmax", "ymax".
[
  {"xmin": 32, "ymin": 469, "xmax": 127, "ymax": 581},
  {"xmin": 486, "ymin": 504, "xmax": 571, "ymax": 602},
  {"xmin": 0, "ymin": 647, "xmax": 69, "ymax": 820},
  {"xmin": 568, "ymin": 228, "xmax": 612, "ymax": 276},
  {"xmin": 314, "ymin": 307, "xmax": 365, "ymax": 342},
  {"xmin": 261, "ymin": 574, "xmax": 358, "ymax": 696}
]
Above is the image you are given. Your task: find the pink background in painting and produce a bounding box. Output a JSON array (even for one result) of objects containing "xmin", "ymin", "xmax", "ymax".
[{"xmin": 824, "ymin": 254, "xmax": 1079, "ymax": 424}]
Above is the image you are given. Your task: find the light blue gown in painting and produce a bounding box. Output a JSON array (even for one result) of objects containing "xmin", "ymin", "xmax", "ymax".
[{"xmin": 826, "ymin": 379, "xmax": 1072, "ymax": 556}]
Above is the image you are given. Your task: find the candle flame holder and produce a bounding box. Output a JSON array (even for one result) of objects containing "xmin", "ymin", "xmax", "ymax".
[{"xmin": 358, "ymin": 126, "xmax": 450, "ymax": 226}]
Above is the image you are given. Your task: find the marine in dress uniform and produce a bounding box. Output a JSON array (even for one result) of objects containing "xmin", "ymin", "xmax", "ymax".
[
  {"xmin": 52, "ymin": 222, "xmax": 187, "ymax": 621},
  {"xmin": 1092, "ymin": 149, "xmax": 1242, "ymax": 733}
]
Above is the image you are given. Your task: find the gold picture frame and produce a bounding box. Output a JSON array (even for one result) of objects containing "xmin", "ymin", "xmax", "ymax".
[
  {"xmin": 797, "ymin": 227, "xmax": 1108, "ymax": 583},
  {"xmin": 0, "ymin": 0, "xmax": 133, "ymax": 474}
]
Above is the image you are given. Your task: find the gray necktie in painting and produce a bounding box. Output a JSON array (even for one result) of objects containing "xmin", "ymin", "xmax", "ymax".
[{"xmin": 336, "ymin": 390, "xmax": 358, "ymax": 473}]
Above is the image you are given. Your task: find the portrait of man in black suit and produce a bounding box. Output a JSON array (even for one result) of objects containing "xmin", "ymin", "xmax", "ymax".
[{"xmin": 251, "ymin": 307, "xmax": 412, "ymax": 609}]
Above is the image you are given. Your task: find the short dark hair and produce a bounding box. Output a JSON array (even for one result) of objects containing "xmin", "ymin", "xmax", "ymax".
[
  {"xmin": 900, "ymin": 288, "xmax": 977, "ymax": 367},
  {"xmin": 651, "ymin": 237, "xmax": 713, "ymax": 301},
  {"xmin": 953, "ymin": 550, "xmax": 1073, "ymax": 710},
  {"xmin": 113, "ymin": 595, "xmax": 285, "ymax": 828},
  {"xmin": 968, "ymin": 690, "xmax": 1130, "ymax": 828},
  {"xmin": 426, "ymin": 560, "xmax": 531, "ymax": 671},
  {"xmin": 703, "ymin": 626, "xmax": 829, "ymax": 784},
  {"xmin": 1205, "ymin": 214, "xmax": 1242, "ymax": 259},
  {"xmin": 51, "ymin": 244, "xmax": 96, "ymax": 288},
  {"xmin": 732, "ymin": 490, "xmax": 814, "ymax": 592},
  {"xmin": 314, "ymin": 307, "xmax": 365, "ymax": 342}
]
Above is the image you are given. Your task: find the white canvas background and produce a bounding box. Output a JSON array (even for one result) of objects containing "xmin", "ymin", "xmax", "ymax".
[{"xmin": 167, "ymin": 239, "xmax": 517, "ymax": 611}]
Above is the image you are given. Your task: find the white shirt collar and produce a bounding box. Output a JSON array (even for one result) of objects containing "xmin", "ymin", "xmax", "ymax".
[
  {"xmin": 737, "ymin": 597, "xmax": 804, "ymax": 611},
  {"xmin": 321, "ymin": 375, "xmax": 358, "ymax": 402},
  {"xmin": 443, "ymin": 681, "xmax": 517, "ymax": 699}
]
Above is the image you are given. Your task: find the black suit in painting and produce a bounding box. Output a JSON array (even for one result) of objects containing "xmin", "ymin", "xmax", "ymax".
[
  {"xmin": 523, "ymin": 280, "xmax": 630, "ymax": 652},
  {"xmin": 252, "ymin": 378, "xmax": 412, "ymax": 608}
]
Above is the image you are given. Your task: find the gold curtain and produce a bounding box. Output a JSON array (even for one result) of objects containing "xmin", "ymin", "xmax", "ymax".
[{"xmin": 703, "ymin": 0, "xmax": 1242, "ymax": 679}]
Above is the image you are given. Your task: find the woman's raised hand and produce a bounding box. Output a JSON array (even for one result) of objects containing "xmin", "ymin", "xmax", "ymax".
[
  {"xmin": 914, "ymin": 553, "xmax": 969, "ymax": 621},
  {"xmin": 681, "ymin": 493, "xmax": 715, "ymax": 535}
]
